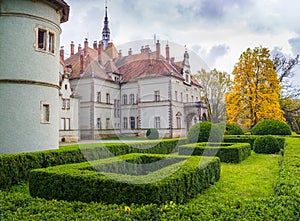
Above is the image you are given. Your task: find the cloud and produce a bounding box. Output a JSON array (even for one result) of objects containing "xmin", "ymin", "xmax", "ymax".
[
  {"xmin": 289, "ymin": 37, "xmax": 300, "ymax": 56},
  {"xmin": 192, "ymin": 44, "xmax": 230, "ymax": 68}
]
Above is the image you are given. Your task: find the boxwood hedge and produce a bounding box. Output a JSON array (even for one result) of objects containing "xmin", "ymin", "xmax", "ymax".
[
  {"xmin": 0, "ymin": 139, "xmax": 183, "ymax": 190},
  {"xmin": 251, "ymin": 119, "xmax": 292, "ymax": 135},
  {"xmin": 29, "ymin": 154, "xmax": 220, "ymax": 205},
  {"xmin": 223, "ymin": 135, "xmax": 285, "ymax": 150},
  {"xmin": 178, "ymin": 142, "xmax": 251, "ymax": 163}
]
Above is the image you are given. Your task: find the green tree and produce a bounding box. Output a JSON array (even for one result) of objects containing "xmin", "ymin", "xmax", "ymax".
[
  {"xmin": 225, "ymin": 46, "xmax": 285, "ymax": 129},
  {"xmin": 194, "ymin": 69, "xmax": 231, "ymax": 123}
]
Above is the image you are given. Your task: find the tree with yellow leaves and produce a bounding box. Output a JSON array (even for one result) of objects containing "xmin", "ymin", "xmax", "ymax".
[{"xmin": 225, "ymin": 46, "xmax": 285, "ymax": 129}]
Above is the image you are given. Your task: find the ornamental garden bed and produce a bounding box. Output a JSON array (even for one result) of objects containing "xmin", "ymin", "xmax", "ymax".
[
  {"xmin": 29, "ymin": 153, "xmax": 220, "ymax": 205},
  {"xmin": 178, "ymin": 142, "xmax": 251, "ymax": 163}
]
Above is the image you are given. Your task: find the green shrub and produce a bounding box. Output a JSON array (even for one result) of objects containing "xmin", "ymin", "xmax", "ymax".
[
  {"xmin": 179, "ymin": 142, "xmax": 251, "ymax": 163},
  {"xmin": 29, "ymin": 154, "xmax": 220, "ymax": 204},
  {"xmin": 0, "ymin": 139, "xmax": 183, "ymax": 190},
  {"xmin": 187, "ymin": 122, "xmax": 224, "ymax": 143},
  {"xmin": 146, "ymin": 128, "xmax": 159, "ymax": 139},
  {"xmin": 223, "ymin": 135, "xmax": 285, "ymax": 150},
  {"xmin": 251, "ymin": 120, "xmax": 291, "ymax": 135},
  {"xmin": 253, "ymin": 136, "xmax": 280, "ymax": 154},
  {"xmin": 223, "ymin": 123, "xmax": 244, "ymax": 135}
]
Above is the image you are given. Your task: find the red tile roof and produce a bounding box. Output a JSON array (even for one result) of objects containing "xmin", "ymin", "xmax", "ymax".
[{"xmin": 64, "ymin": 43, "xmax": 201, "ymax": 87}]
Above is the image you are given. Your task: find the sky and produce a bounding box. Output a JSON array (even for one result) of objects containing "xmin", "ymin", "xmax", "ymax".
[{"xmin": 60, "ymin": 0, "xmax": 300, "ymax": 85}]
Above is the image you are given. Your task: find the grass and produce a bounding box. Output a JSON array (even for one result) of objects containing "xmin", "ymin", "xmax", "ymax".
[
  {"xmin": 196, "ymin": 152, "xmax": 279, "ymax": 202},
  {"xmin": 0, "ymin": 137, "xmax": 299, "ymax": 220},
  {"xmin": 100, "ymin": 137, "xmax": 149, "ymax": 141}
]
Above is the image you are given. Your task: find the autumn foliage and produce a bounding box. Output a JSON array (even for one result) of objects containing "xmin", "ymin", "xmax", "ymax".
[{"xmin": 225, "ymin": 47, "xmax": 285, "ymax": 129}]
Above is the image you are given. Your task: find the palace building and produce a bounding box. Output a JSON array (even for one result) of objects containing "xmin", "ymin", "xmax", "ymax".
[{"xmin": 63, "ymin": 5, "xmax": 207, "ymax": 140}]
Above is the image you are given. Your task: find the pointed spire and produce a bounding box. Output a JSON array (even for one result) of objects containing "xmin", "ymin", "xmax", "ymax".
[{"xmin": 102, "ymin": 0, "xmax": 110, "ymax": 50}]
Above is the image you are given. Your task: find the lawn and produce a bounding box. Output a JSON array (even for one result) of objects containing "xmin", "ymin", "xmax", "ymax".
[{"xmin": 0, "ymin": 137, "xmax": 299, "ymax": 220}]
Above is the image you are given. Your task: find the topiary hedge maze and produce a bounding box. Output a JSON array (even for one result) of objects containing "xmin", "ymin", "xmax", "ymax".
[
  {"xmin": 29, "ymin": 154, "xmax": 220, "ymax": 205},
  {"xmin": 179, "ymin": 142, "xmax": 251, "ymax": 163},
  {"xmin": 0, "ymin": 139, "xmax": 184, "ymax": 190}
]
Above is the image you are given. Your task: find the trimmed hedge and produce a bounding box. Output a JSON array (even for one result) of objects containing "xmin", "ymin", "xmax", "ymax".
[
  {"xmin": 0, "ymin": 139, "xmax": 183, "ymax": 190},
  {"xmin": 223, "ymin": 135, "xmax": 285, "ymax": 150},
  {"xmin": 146, "ymin": 128, "xmax": 159, "ymax": 139},
  {"xmin": 219, "ymin": 123, "xmax": 244, "ymax": 135},
  {"xmin": 187, "ymin": 122, "xmax": 224, "ymax": 143},
  {"xmin": 251, "ymin": 120, "xmax": 292, "ymax": 135},
  {"xmin": 29, "ymin": 154, "xmax": 220, "ymax": 204},
  {"xmin": 253, "ymin": 136, "xmax": 280, "ymax": 154},
  {"xmin": 179, "ymin": 142, "xmax": 251, "ymax": 163}
]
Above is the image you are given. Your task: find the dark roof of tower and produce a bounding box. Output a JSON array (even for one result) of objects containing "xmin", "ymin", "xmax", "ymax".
[{"xmin": 46, "ymin": 0, "xmax": 69, "ymax": 23}]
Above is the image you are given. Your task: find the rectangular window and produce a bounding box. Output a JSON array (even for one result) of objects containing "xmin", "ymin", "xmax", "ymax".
[
  {"xmin": 191, "ymin": 95, "xmax": 194, "ymax": 102},
  {"xmin": 129, "ymin": 94, "xmax": 135, "ymax": 104},
  {"xmin": 154, "ymin": 91, "xmax": 160, "ymax": 102},
  {"xmin": 48, "ymin": 32, "xmax": 55, "ymax": 53},
  {"xmin": 65, "ymin": 99, "xmax": 70, "ymax": 109},
  {"xmin": 123, "ymin": 117, "xmax": 128, "ymax": 129},
  {"xmin": 106, "ymin": 93, "xmax": 110, "ymax": 104},
  {"xmin": 97, "ymin": 118, "xmax": 102, "ymax": 129},
  {"xmin": 62, "ymin": 99, "xmax": 70, "ymax": 109},
  {"xmin": 60, "ymin": 118, "xmax": 65, "ymax": 130},
  {"xmin": 175, "ymin": 91, "xmax": 178, "ymax": 101},
  {"xmin": 97, "ymin": 92, "xmax": 101, "ymax": 102},
  {"xmin": 65, "ymin": 118, "xmax": 70, "ymax": 130},
  {"xmin": 180, "ymin": 92, "xmax": 183, "ymax": 102},
  {"xmin": 186, "ymin": 94, "xmax": 189, "ymax": 102},
  {"xmin": 41, "ymin": 102, "xmax": 50, "ymax": 124},
  {"xmin": 154, "ymin": 117, "xmax": 160, "ymax": 129},
  {"xmin": 114, "ymin": 100, "xmax": 120, "ymax": 118},
  {"xmin": 62, "ymin": 99, "xmax": 66, "ymax": 109},
  {"xmin": 38, "ymin": 28, "xmax": 46, "ymax": 50},
  {"xmin": 176, "ymin": 116, "xmax": 181, "ymax": 129},
  {"xmin": 36, "ymin": 27, "xmax": 55, "ymax": 54},
  {"xmin": 130, "ymin": 117, "xmax": 135, "ymax": 129},
  {"xmin": 106, "ymin": 118, "xmax": 110, "ymax": 129},
  {"xmin": 123, "ymin": 94, "xmax": 127, "ymax": 105}
]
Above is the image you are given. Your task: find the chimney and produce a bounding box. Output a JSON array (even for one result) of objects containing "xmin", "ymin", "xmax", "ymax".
[
  {"xmin": 128, "ymin": 48, "xmax": 132, "ymax": 56},
  {"xmin": 93, "ymin": 41, "xmax": 98, "ymax": 50},
  {"xmin": 118, "ymin": 50, "xmax": 122, "ymax": 58},
  {"xmin": 145, "ymin": 45, "xmax": 150, "ymax": 54},
  {"xmin": 166, "ymin": 44, "xmax": 170, "ymax": 61},
  {"xmin": 171, "ymin": 57, "xmax": 175, "ymax": 63},
  {"xmin": 78, "ymin": 44, "xmax": 82, "ymax": 53},
  {"xmin": 141, "ymin": 46, "xmax": 145, "ymax": 54},
  {"xmin": 70, "ymin": 41, "xmax": 74, "ymax": 56},
  {"xmin": 60, "ymin": 46, "xmax": 64, "ymax": 61},
  {"xmin": 84, "ymin": 38, "xmax": 88, "ymax": 56},
  {"xmin": 98, "ymin": 41, "xmax": 103, "ymax": 64},
  {"xmin": 156, "ymin": 40, "xmax": 160, "ymax": 60},
  {"xmin": 80, "ymin": 51, "xmax": 85, "ymax": 74}
]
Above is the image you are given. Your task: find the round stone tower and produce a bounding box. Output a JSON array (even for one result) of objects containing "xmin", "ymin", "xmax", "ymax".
[{"xmin": 0, "ymin": 0, "xmax": 69, "ymax": 153}]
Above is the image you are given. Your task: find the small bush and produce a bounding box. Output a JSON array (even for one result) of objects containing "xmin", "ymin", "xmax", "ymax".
[
  {"xmin": 251, "ymin": 120, "xmax": 291, "ymax": 135},
  {"xmin": 146, "ymin": 128, "xmax": 159, "ymax": 140},
  {"xmin": 224, "ymin": 123, "xmax": 244, "ymax": 135},
  {"xmin": 253, "ymin": 136, "xmax": 280, "ymax": 154},
  {"xmin": 187, "ymin": 122, "xmax": 224, "ymax": 143}
]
